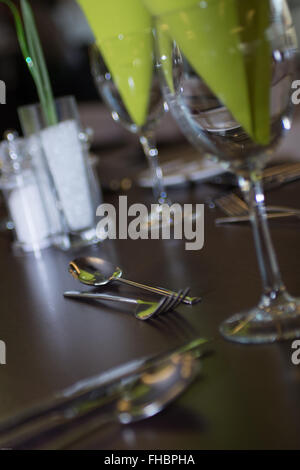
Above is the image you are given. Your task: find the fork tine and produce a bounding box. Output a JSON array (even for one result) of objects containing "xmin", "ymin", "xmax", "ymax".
[
  {"xmin": 164, "ymin": 289, "xmax": 184, "ymax": 313},
  {"xmin": 154, "ymin": 287, "xmax": 191, "ymax": 318},
  {"xmin": 181, "ymin": 287, "xmax": 191, "ymax": 305},
  {"xmin": 216, "ymin": 193, "xmax": 249, "ymax": 217},
  {"xmin": 230, "ymin": 194, "xmax": 249, "ymax": 212},
  {"xmin": 168, "ymin": 289, "xmax": 183, "ymax": 312},
  {"xmin": 216, "ymin": 195, "xmax": 240, "ymax": 217},
  {"xmin": 218, "ymin": 201, "xmax": 236, "ymax": 216},
  {"xmin": 171, "ymin": 287, "xmax": 191, "ymax": 311},
  {"xmin": 226, "ymin": 195, "xmax": 247, "ymax": 215},
  {"xmin": 157, "ymin": 292, "xmax": 177, "ymax": 315},
  {"xmin": 154, "ymin": 295, "xmax": 171, "ymax": 316},
  {"xmin": 165, "ymin": 289, "xmax": 183, "ymax": 313}
]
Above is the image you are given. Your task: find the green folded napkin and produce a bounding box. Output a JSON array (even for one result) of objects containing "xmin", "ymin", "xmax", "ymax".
[
  {"xmin": 77, "ymin": 0, "xmax": 153, "ymax": 127},
  {"xmin": 143, "ymin": 0, "xmax": 271, "ymax": 145},
  {"xmin": 156, "ymin": 18, "xmax": 175, "ymax": 94}
]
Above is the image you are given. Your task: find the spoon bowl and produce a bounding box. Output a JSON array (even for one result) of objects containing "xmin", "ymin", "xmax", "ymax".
[
  {"xmin": 116, "ymin": 351, "xmax": 200, "ymax": 424},
  {"xmin": 69, "ymin": 257, "xmax": 122, "ymax": 286}
]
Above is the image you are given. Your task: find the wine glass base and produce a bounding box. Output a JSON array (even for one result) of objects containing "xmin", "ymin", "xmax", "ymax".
[
  {"xmin": 220, "ymin": 296, "xmax": 300, "ymax": 344},
  {"xmin": 70, "ymin": 227, "xmax": 102, "ymax": 250},
  {"xmin": 53, "ymin": 228, "xmax": 101, "ymax": 251}
]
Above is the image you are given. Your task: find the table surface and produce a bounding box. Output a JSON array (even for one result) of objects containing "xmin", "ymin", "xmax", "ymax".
[{"xmin": 1, "ymin": 136, "xmax": 300, "ymax": 450}]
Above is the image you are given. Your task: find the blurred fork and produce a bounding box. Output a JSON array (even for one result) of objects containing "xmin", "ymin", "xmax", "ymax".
[
  {"xmin": 214, "ymin": 193, "xmax": 300, "ymax": 225},
  {"xmin": 263, "ymin": 162, "xmax": 300, "ymax": 188},
  {"xmin": 215, "ymin": 162, "xmax": 300, "ymax": 189},
  {"xmin": 64, "ymin": 288, "xmax": 191, "ymax": 321}
]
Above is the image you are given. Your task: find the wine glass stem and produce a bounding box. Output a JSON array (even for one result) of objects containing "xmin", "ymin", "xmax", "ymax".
[
  {"xmin": 239, "ymin": 174, "xmax": 286, "ymax": 303},
  {"xmin": 139, "ymin": 131, "xmax": 168, "ymax": 205}
]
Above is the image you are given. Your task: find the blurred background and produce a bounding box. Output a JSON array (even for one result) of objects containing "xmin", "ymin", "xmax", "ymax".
[
  {"xmin": 0, "ymin": 0, "xmax": 300, "ymax": 191},
  {"xmin": 0, "ymin": 0, "xmax": 181, "ymax": 146},
  {"xmin": 0, "ymin": 0, "xmax": 190, "ymax": 193}
]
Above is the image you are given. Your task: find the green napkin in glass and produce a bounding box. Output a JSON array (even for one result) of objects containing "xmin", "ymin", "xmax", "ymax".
[
  {"xmin": 77, "ymin": 0, "xmax": 153, "ymax": 127},
  {"xmin": 156, "ymin": 18, "xmax": 175, "ymax": 94},
  {"xmin": 143, "ymin": 0, "xmax": 271, "ymax": 145}
]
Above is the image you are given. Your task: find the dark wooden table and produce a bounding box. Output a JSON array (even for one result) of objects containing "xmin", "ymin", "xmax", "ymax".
[{"xmin": 1, "ymin": 166, "xmax": 300, "ymax": 450}]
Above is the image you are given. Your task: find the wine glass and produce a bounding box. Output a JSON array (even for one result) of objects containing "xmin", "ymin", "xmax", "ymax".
[
  {"xmin": 89, "ymin": 42, "xmax": 170, "ymax": 228},
  {"xmin": 154, "ymin": 0, "xmax": 300, "ymax": 343}
]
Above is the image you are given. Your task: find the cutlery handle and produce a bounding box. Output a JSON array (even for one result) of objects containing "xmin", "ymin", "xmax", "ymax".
[
  {"xmin": 267, "ymin": 205, "xmax": 300, "ymax": 216},
  {"xmin": 215, "ymin": 211, "xmax": 298, "ymax": 225},
  {"xmin": 0, "ymin": 397, "xmax": 116, "ymax": 449},
  {"xmin": 64, "ymin": 291, "xmax": 137, "ymax": 305},
  {"xmin": 0, "ymin": 338, "xmax": 207, "ymax": 448},
  {"xmin": 117, "ymin": 278, "xmax": 200, "ymax": 305},
  {"xmin": 38, "ymin": 412, "xmax": 115, "ymax": 450},
  {"xmin": 264, "ymin": 173, "xmax": 300, "ymax": 189}
]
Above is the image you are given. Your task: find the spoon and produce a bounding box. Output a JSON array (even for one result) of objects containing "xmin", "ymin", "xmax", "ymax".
[
  {"xmin": 43, "ymin": 350, "xmax": 201, "ymax": 449},
  {"xmin": 0, "ymin": 338, "xmax": 206, "ymax": 449},
  {"xmin": 69, "ymin": 257, "xmax": 201, "ymax": 306}
]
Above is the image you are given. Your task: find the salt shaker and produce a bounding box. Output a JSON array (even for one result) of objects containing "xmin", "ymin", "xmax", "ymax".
[{"xmin": 0, "ymin": 131, "xmax": 52, "ymax": 253}]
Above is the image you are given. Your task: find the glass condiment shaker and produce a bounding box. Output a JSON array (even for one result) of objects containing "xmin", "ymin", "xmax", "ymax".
[{"xmin": 0, "ymin": 131, "xmax": 52, "ymax": 253}]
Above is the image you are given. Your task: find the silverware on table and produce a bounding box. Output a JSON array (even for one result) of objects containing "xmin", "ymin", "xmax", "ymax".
[
  {"xmin": 0, "ymin": 337, "xmax": 208, "ymax": 449},
  {"xmin": 262, "ymin": 162, "xmax": 300, "ymax": 189},
  {"xmin": 210, "ymin": 162, "xmax": 300, "ymax": 189},
  {"xmin": 214, "ymin": 192, "xmax": 300, "ymax": 225},
  {"xmin": 215, "ymin": 212, "xmax": 298, "ymax": 225},
  {"xmin": 68, "ymin": 257, "xmax": 201, "ymax": 306},
  {"xmin": 64, "ymin": 288, "xmax": 191, "ymax": 321}
]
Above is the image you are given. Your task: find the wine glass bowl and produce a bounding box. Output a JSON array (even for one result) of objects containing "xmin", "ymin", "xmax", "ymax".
[
  {"xmin": 153, "ymin": 0, "xmax": 300, "ymax": 343},
  {"xmin": 157, "ymin": 7, "xmax": 297, "ymax": 174},
  {"xmin": 89, "ymin": 42, "xmax": 170, "ymax": 213},
  {"xmin": 90, "ymin": 44, "xmax": 165, "ymax": 135}
]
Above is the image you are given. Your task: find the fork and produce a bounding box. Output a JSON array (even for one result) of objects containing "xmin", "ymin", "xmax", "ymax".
[
  {"xmin": 263, "ymin": 162, "xmax": 300, "ymax": 188},
  {"xmin": 216, "ymin": 193, "xmax": 300, "ymax": 216},
  {"xmin": 64, "ymin": 288, "xmax": 191, "ymax": 321},
  {"xmin": 214, "ymin": 193, "xmax": 300, "ymax": 225}
]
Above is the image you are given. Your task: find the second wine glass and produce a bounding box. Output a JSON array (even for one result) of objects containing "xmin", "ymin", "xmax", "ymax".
[
  {"xmin": 89, "ymin": 42, "xmax": 170, "ymax": 228},
  {"xmin": 153, "ymin": 0, "xmax": 300, "ymax": 343}
]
